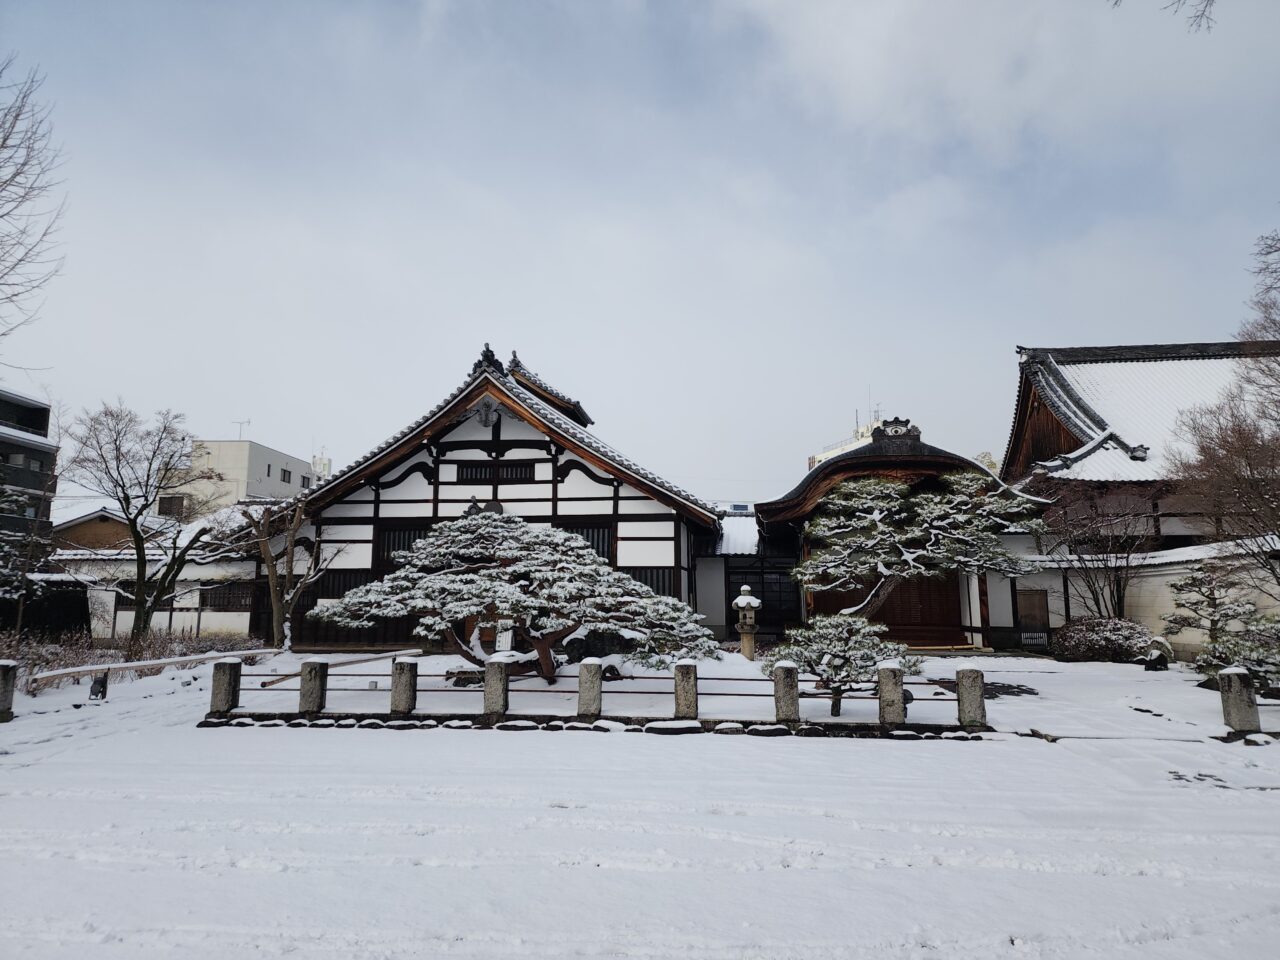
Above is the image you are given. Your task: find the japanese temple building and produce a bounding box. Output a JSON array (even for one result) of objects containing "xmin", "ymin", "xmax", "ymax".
[{"xmin": 292, "ymin": 346, "xmax": 997, "ymax": 651}]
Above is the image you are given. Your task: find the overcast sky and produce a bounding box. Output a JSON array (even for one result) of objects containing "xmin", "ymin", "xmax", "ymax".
[{"xmin": 5, "ymin": 0, "xmax": 1280, "ymax": 516}]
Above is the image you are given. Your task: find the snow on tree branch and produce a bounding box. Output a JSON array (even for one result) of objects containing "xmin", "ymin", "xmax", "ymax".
[{"xmin": 310, "ymin": 512, "xmax": 717, "ymax": 679}]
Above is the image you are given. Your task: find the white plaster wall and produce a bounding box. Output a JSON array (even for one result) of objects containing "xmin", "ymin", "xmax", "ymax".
[
  {"xmin": 617, "ymin": 540, "xmax": 674, "ymax": 567},
  {"xmin": 322, "ymin": 503, "xmax": 375, "ymax": 518},
  {"xmin": 558, "ymin": 499, "xmax": 614, "ymax": 515},
  {"xmin": 379, "ymin": 502, "xmax": 434, "ymax": 518}
]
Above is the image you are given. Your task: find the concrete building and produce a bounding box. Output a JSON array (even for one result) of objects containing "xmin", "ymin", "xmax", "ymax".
[
  {"xmin": 0, "ymin": 386, "xmax": 58, "ymax": 541},
  {"xmin": 160, "ymin": 440, "xmax": 329, "ymax": 519}
]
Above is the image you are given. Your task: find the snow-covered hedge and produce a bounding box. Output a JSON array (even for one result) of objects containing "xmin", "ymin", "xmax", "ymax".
[
  {"xmin": 1195, "ymin": 618, "xmax": 1280, "ymax": 688},
  {"xmin": 1048, "ymin": 618, "xmax": 1152, "ymax": 663}
]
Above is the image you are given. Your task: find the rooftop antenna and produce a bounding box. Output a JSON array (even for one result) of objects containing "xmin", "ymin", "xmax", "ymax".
[{"xmin": 233, "ymin": 419, "xmax": 251, "ymax": 440}]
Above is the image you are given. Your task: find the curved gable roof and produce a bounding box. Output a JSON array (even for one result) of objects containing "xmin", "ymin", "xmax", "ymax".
[{"xmin": 756, "ymin": 418, "xmax": 995, "ymax": 524}]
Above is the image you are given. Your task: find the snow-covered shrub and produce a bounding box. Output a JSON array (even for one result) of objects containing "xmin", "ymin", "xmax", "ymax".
[
  {"xmin": 1049, "ymin": 618, "xmax": 1152, "ymax": 662},
  {"xmin": 310, "ymin": 512, "xmax": 717, "ymax": 679},
  {"xmin": 1195, "ymin": 617, "xmax": 1280, "ymax": 688},
  {"xmin": 763, "ymin": 614, "xmax": 922, "ymax": 716}
]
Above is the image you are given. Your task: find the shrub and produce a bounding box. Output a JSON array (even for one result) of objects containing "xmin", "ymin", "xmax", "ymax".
[
  {"xmin": 1195, "ymin": 617, "xmax": 1280, "ymax": 688},
  {"xmin": 1049, "ymin": 618, "xmax": 1152, "ymax": 663},
  {"xmin": 763, "ymin": 614, "xmax": 922, "ymax": 716}
]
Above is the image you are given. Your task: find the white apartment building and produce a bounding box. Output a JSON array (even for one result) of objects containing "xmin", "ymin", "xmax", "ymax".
[{"xmin": 159, "ymin": 440, "xmax": 330, "ymax": 518}]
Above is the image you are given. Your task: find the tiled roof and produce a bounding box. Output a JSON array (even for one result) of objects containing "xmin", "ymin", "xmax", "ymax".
[
  {"xmin": 308, "ymin": 347, "xmax": 717, "ymax": 523},
  {"xmin": 1013, "ymin": 341, "xmax": 1280, "ymax": 482}
]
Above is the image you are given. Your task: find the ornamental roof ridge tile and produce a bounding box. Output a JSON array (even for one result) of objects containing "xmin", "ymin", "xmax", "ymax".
[
  {"xmin": 507, "ymin": 352, "xmax": 594, "ymax": 425},
  {"xmin": 1017, "ymin": 341, "xmax": 1280, "ymax": 365}
]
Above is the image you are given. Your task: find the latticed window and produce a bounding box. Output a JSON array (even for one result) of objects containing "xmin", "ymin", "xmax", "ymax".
[
  {"xmin": 456, "ymin": 462, "xmax": 535, "ymax": 483},
  {"xmin": 558, "ymin": 523, "xmax": 613, "ymax": 560},
  {"xmin": 619, "ymin": 566, "xmax": 676, "ymax": 597},
  {"xmin": 376, "ymin": 526, "xmax": 433, "ymax": 566},
  {"xmin": 201, "ymin": 582, "xmax": 254, "ymax": 611}
]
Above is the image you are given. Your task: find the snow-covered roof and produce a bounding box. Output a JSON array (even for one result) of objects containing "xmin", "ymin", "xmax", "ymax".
[
  {"xmin": 1011, "ymin": 342, "xmax": 1280, "ymax": 482},
  {"xmin": 53, "ymin": 507, "xmax": 167, "ymax": 533},
  {"xmin": 309, "ymin": 345, "xmax": 718, "ymax": 524},
  {"xmin": 717, "ymin": 513, "xmax": 760, "ymax": 555}
]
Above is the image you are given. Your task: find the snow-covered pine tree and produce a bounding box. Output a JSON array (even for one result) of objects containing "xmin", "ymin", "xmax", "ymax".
[
  {"xmin": 309, "ymin": 512, "xmax": 718, "ymax": 680},
  {"xmin": 794, "ymin": 472, "xmax": 1040, "ymax": 617},
  {"xmin": 763, "ymin": 614, "xmax": 921, "ymax": 716},
  {"xmin": 0, "ymin": 487, "xmax": 47, "ymax": 620},
  {"xmin": 1162, "ymin": 559, "xmax": 1258, "ymax": 645}
]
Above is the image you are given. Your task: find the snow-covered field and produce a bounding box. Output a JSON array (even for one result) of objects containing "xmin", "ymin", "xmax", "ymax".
[{"xmin": 3, "ymin": 655, "xmax": 1279, "ymax": 958}]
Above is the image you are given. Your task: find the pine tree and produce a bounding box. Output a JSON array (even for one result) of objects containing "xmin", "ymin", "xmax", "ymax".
[
  {"xmin": 795, "ymin": 472, "xmax": 1040, "ymax": 616},
  {"xmin": 0, "ymin": 487, "xmax": 47, "ymax": 621},
  {"xmin": 1162, "ymin": 560, "xmax": 1258, "ymax": 644},
  {"xmin": 764, "ymin": 614, "xmax": 921, "ymax": 716},
  {"xmin": 310, "ymin": 512, "xmax": 717, "ymax": 680}
]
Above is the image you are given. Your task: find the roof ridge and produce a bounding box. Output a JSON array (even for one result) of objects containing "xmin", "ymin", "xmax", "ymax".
[{"xmin": 1018, "ymin": 341, "xmax": 1280, "ymax": 365}]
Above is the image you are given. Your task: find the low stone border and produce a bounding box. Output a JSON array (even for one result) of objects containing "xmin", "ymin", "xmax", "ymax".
[{"xmin": 199, "ymin": 711, "xmax": 991, "ymax": 738}]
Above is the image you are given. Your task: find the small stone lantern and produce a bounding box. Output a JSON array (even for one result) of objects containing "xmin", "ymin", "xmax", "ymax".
[{"xmin": 732, "ymin": 584, "xmax": 763, "ymax": 661}]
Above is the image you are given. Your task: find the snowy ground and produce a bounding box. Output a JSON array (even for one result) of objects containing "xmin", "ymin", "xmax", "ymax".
[{"xmin": 2, "ymin": 655, "xmax": 1279, "ymax": 959}]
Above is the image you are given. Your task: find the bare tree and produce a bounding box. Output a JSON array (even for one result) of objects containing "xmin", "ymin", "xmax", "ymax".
[
  {"xmin": 1111, "ymin": 0, "xmax": 1218, "ymax": 31},
  {"xmin": 238, "ymin": 498, "xmax": 339, "ymax": 650},
  {"xmin": 0, "ymin": 57, "xmax": 62, "ymax": 339},
  {"xmin": 1175, "ymin": 231, "xmax": 1280, "ymax": 601},
  {"xmin": 61, "ymin": 402, "xmax": 237, "ymax": 650},
  {"xmin": 1030, "ymin": 480, "xmax": 1159, "ymax": 619}
]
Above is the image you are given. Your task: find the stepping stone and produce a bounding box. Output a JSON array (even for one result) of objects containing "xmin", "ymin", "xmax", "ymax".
[
  {"xmin": 258, "ymin": 719, "xmax": 286, "ymax": 727},
  {"xmin": 442, "ymin": 720, "xmax": 473, "ymax": 730},
  {"xmin": 357, "ymin": 719, "xmax": 385, "ymax": 729},
  {"xmin": 644, "ymin": 720, "xmax": 704, "ymax": 735},
  {"xmin": 564, "ymin": 722, "xmax": 596, "ymax": 732},
  {"xmin": 746, "ymin": 724, "xmax": 791, "ymax": 737},
  {"xmin": 624, "ymin": 725, "xmax": 644, "ymax": 733},
  {"xmin": 713, "ymin": 722, "xmax": 745, "ymax": 735},
  {"xmin": 592, "ymin": 720, "xmax": 627, "ymax": 733},
  {"xmin": 796, "ymin": 725, "xmax": 826, "ymax": 737},
  {"xmin": 543, "ymin": 721, "xmax": 565, "ymax": 731},
  {"xmin": 419, "ymin": 719, "xmax": 438, "ymax": 729},
  {"xmin": 311, "ymin": 719, "xmax": 337, "ymax": 728},
  {"xmin": 287, "ymin": 719, "xmax": 310, "ymax": 728},
  {"xmin": 496, "ymin": 720, "xmax": 540, "ymax": 731},
  {"xmin": 385, "ymin": 720, "xmax": 419, "ymax": 730},
  {"xmin": 335, "ymin": 718, "xmax": 358, "ymax": 728},
  {"xmin": 230, "ymin": 718, "xmax": 255, "ymax": 727}
]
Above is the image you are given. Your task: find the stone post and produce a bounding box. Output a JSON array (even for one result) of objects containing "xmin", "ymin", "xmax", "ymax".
[
  {"xmin": 209, "ymin": 658, "xmax": 242, "ymax": 715},
  {"xmin": 299, "ymin": 658, "xmax": 329, "ymax": 716},
  {"xmin": 578, "ymin": 658, "xmax": 603, "ymax": 721},
  {"xmin": 391, "ymin": 658, "xmax": 418, "ymax": 716},
  {"xmin": 773, "ymin": 661, "xmax": 799, "ymax": 723},
  {"xmin": 0, "ymin": 659, "xmax": 16, "ymax": 723},
  {"xmin": 484, "ymin": 658, "xmax": 510, "ymax": 722},
  {"xmin": 878, "ymin": 664, "xmax": 906, "ymax": 727},
  {"xmin": 674, "ymin": 659, "xmax": 698, "ymax": 720},
  {"xmin": 956, "ymin": 668, "xmax": 987, "ymax": 729},
  {"xmin": 1219, "ymin": 667, "xmax": 1261, "ymax": 734}
]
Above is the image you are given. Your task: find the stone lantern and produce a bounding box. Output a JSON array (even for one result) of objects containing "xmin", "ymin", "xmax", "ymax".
[{"xmin": 731, "ymin": 584, "xmax": 762, "ymax": 661}]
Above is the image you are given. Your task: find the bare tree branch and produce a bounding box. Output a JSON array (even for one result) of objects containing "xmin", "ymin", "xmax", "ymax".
[
  {"xmin": 0, "ymin": 56, "xmax": 63, "ymax": 338},
  {"xmin": 1111, "ymin": 0, "xmax": 1217, "ymax": 31}
]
